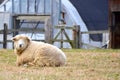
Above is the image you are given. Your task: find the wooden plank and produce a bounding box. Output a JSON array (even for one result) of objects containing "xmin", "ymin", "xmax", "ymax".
[
  {"xmin": 45, "ymin": 18, "xmax": 53, "ymax": 43},
  {"xmin": 16, "ymin": 15, "xmax": 50, "ymax": 21},
  {"xmin": 73, "ymin": 25, "xmax": 80, "ymax": 48},
  {"xmin": 0, "ymin": 28, "xmax": 45, "ymax": 34},
  {"xmin": 81, "ymin": 30, "xmax": 109, "ymax": 34},
  {"xmin": 54, "ymin": 30, "xmax": 62, "ymax": 40},
  {"xmin": 60, "ymin": 29, "xmax": 64, "ymax": 48},
  {"xmin": 3, "ymin": 23, "xmax": 7, "ymax": 49},
  {"xmin": 7, "ymin": 28, "xmax": 45, "ymax": 33},
  {"xmin": 52, "ymin": 39, "xmax": 73, "ymax": 42},
  {"xmin": 55, "ymin": 25, "xmax": 75, "ymax": 29}
]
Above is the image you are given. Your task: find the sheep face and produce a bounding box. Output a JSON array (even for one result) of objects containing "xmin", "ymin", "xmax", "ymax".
[{"xmin": 12, "ymin": 35, "xmax": 30, "ymax": 51}]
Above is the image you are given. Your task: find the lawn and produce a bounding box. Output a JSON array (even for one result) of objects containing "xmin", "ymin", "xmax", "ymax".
[{"xmin": 0, "ymin": 49, "xmax": 120, "ymax": 80}]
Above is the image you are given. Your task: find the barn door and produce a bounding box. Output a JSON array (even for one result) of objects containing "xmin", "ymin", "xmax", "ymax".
[{"xmin": 111, "ymin": 12, "xmax": 120, "ymax": 48}]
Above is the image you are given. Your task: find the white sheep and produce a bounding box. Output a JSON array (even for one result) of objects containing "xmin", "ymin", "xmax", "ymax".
[{"xmin": 12, "ymin": 35, "xmax": 66, "ymax": 67}]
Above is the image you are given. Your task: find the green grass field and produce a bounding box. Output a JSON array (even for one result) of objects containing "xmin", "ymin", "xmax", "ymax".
[{"xmin": 0, "ymin": 49, "xmax": 120, "ymax": 80}]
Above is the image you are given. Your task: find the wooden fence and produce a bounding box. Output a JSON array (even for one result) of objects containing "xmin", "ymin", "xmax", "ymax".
[
  {"xmin": 52, "ymin": 25, "xmax": 80, "ymax": 48},
  {"xmin": 0, "ymin": 23, "xmax": 109, "ymax": 49},
  {"xmin": 0, "ymin": 23, "xmax": 45, "ymax": 49},
  {"xmin": 0, "ymin": 24, "xmax": 81, "ymax": 49}
]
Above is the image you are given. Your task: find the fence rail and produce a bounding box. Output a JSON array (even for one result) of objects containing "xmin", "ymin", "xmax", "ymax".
[
  {"xmin": 0, "ymin": 28, "xmax": 45, "ymax": 34},
  {"xmin": 81, "ymin": 30, "xmax": 109, "ymax": 34}
]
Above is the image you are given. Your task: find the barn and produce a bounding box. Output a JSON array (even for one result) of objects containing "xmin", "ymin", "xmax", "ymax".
[{"xmin": 109, "ymin": 0, "xmax": 120, "ymax": 49}]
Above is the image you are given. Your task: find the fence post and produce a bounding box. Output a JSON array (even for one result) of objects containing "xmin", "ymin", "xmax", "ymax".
[
  {"xmin": 45, "ymin": 18, "xmax": 53, "ymax": 44},
  {"xmin": 73, "ymin": 25, "xmax": 80, "ymax": 48},
  {"xmin": 3, "ymin": 23, "xmax": 8, "ymax": 49}
]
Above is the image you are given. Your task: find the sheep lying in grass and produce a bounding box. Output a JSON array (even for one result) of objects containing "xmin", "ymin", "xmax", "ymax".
[{"xmin": 12, "ymin": 35, "xmax": 66, "ymax": 67}]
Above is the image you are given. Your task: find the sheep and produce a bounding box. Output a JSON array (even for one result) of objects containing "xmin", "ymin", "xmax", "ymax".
[{"xmin": 12, "ymin": 34, "xmax": 66, "ymax": 67}]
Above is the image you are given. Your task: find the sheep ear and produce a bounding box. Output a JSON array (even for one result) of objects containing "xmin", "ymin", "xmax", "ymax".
[
  {"xmin": 11, "ymin": 37, "xmax": 16, "ymax": 41},
  {"xmin": 26, "ymin": 36, "xmax": 30, "ymax": 42}
]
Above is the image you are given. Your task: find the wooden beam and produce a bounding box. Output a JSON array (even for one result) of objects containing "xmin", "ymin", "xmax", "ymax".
[
  {"xmin": 52, "ymin": 39, "xmax": 73, "ymax": 42},
  {"xmin": 54, "ymin": 30, "xmax": 62, "ymax": 40},
  {"xmin": 45, "ymin": 18, "xmax": 53, "ymax": 43},
  {"xmin": 3, "ymin": 23, "xmax": 7, "ymax": 49},
  {"xmin": 8, "ymin": 28, "xmax": 45, "ymax": 33},
  {"xmin": 55, "ymin": 25, "xmax": 75, "ymax": 29},
  {"xmin": 73, "ymin": 25, "xmax": 80, "ymax": 48},
  {"xmin": 81, "ymin": 30, "xmax": 109, "ymax": 34},
  {"xmin": 16, "ymin": 15, "xmax": 50, "ymax": 21}
]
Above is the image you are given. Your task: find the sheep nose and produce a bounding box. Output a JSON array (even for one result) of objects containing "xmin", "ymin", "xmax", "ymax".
[{"xmin": 19, "ymin": 44, "xmax": 22, "ymax": 48}]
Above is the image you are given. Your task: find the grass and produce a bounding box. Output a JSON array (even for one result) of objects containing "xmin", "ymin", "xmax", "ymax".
[{"xmin": 0, "ymin": 49, "xmax": 120, "ymax": 80}]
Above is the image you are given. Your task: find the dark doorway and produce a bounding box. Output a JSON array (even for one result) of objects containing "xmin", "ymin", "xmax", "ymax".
[{"xmin": 111, "ymin": 12, "xmax": 120, "ymax": 48}]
